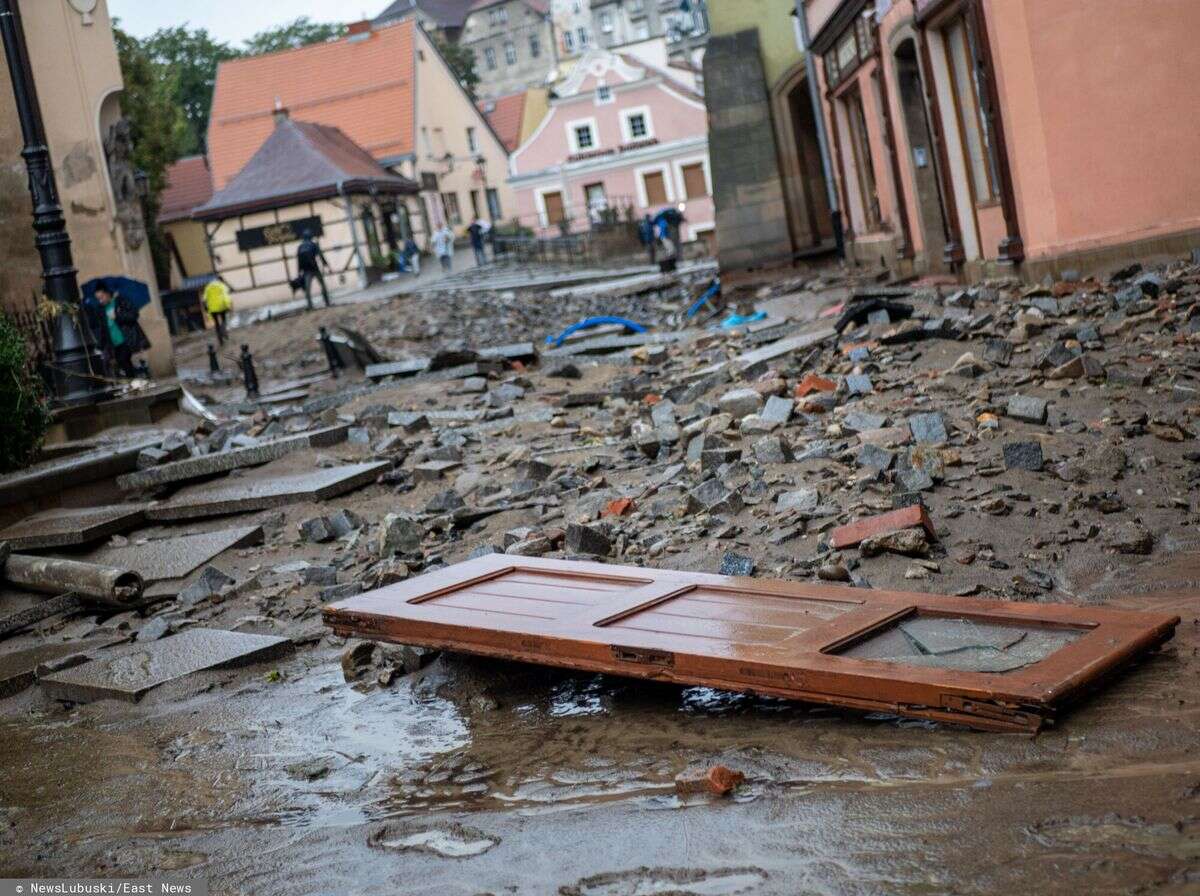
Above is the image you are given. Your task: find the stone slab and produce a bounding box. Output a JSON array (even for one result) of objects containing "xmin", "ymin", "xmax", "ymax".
[
  {"xmin": 39, "ymin": 628, "xmax": 293, "ymax": 703},
  {"xmin": 0, "ymin": 637, "xmax": 123, "ymax": 699},
  {"xmin": 0, "ymin": 438, "xmax": 161, "ymax": 506},
  {"xmin": 76, "ymin": 525, "xmax": 264, "ymax": 583},
  {"xmin": 117, "ymin": 426, "xmax": 350, "ymax": 491},
  {"xmin": 731, "ymin": 327, "xmax": 837, "ymax": 374},
  {"xmin": 365, "ymin": 359, "xmax": 432, "ymax": 381},
  {"xmin": 145, "ymin": 463, "xmax": 389, "ymax": 522},
  {"xmin": 0, "ymin": 504, "xmax": 146, "ymax": 550}
]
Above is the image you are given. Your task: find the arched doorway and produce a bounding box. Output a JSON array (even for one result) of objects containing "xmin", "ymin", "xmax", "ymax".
[
  {"xmin": 892, "ymin": 37, "xmax": 948, "ymax": 269},
  {"xmin": 771, "ymin": 64, "xmax": 833, "ymax": 253}
]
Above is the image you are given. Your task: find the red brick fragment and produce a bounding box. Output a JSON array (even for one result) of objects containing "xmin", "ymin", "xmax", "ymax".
[
  {"xmin": 795, "ymin": 374, "xmax": 837, "ymax": 397},
  {"xmin": 675, "ymin": 765, "xmax": 745, "ymax": 797},
  {"xmin": 602, "ymin": 497, "xmax": 635, "ymax": 518},
  {"xmin": 830, "ymin": 505, "xmax": 936, "ymax": 550},
  {"xmin": 643, "ymin": 394, "xmax": 662, "ymax": 405}
]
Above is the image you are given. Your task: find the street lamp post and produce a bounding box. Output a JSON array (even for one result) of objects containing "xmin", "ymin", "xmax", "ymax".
[{"xmin": 0, "ymin": 0, "xmax": 112, "ymax": 405}]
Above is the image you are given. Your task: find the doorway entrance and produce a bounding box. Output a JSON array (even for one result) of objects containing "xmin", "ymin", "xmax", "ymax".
[
  {"xmin": 784, "ymin": 75, "xmax": 833, "ymax": 247},
  {"xmin": 894, "ymin": 38, "xmax": 949, "ymax": 269}
]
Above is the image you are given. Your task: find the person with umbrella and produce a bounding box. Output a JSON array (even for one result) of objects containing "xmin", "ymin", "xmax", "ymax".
[
  {"xmin": 295, "ymin": 229, "xmax": 332, "ymax": 309},
  {"xmin": 86, "ymin": 279, "xmax": 150, "ymax": 378}
]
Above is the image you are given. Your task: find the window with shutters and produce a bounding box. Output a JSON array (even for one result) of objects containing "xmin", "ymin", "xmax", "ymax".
[
  {"xmin": 642, "ymin": 170, "xmax": 668, "ymax": 206},
  {"xmin": 681, "ymin": 162, "xmax": 708, "ymax": 199}
]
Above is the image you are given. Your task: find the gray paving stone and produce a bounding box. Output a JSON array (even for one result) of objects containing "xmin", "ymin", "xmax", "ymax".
[
  {"xmin": 77, "ymin": 526, "xmax": 263, "ymax": 583},
  {"xmin": 907, "ymin": 413, "xmax": 948, "ymax": 444},
  {"xmin": 1006, "ymin": 394, "xmax": 1048, "ymax": 424},
  {"xmin": 117, "ymin": 426, "xmax": 349, "ymax": 492},
  {"xmin": 0, "ymin": 504, "xmax": 146, "ymax": 550},
  {"xmin": 1004, "ymin": 441, "xmax": 1044, "ymax": 471},
  {"xmin": 145, "ymin": 463, "xmax": 389, "ymax": 522},
  {"xmin": 857, "ymin": 443, "xmax": 896, "ymax": 471},
  {"xmin": 40, "ymin": 628, "xmax": 293, "ymax": 703},
  {"xmin": 760, "ymin": 395, "xmax": 794, "ymax": 426}
]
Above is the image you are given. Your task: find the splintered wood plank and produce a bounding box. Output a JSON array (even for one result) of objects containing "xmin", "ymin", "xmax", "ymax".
[{"xmin": 324, "ymin": 555, "xmax": 1180, "ymax": 733}]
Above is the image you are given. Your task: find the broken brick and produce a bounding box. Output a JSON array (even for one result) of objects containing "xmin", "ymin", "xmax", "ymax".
[{"xmin": 830, "ymin": 505, "xmax": 936, "ymax": 550}]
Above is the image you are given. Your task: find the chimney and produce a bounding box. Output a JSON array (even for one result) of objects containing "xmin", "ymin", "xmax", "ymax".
[
  {"xmin": 347, "ymin": 19, "xmax": 373, "ymax": 36},
  {"xmin": 273, "ymin": 97, "xmax": 289, "ymax": 127}
]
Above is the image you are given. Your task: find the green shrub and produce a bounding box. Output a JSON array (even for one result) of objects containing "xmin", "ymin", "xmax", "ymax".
[{"xmin": 0, "ymin": 314, "xmax": 49, "ymax": 473}]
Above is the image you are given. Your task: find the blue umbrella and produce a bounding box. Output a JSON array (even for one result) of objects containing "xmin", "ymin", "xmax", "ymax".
[{"xmin": 81, "ymin": 276, "xmax": 151, "ymax": 310}]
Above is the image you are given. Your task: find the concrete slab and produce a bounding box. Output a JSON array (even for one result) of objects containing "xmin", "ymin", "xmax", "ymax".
[
  {"xmin": 145, "ymin": 462, "xmax": 389, "ymax": 522},
  {"xmin": 365, "ymin": 359, "xmax": 432, "ymax": 381},
  {"xmin": 0, "ymin": 638, "xmax": 123, "ymax": 699},
  {"xmin": 116, "ymin": 425, "xmax": 350, "ymax": 492},
  {"xmin": 732, "ymin": 327, "xmax": 837, "ymax": 374},
  {"xmin": 76, "ymin": 525, "xmax": 264, "ymax": 583},
  {"xmin": 39, "ymin": 628, "xmax": 293, "ymax": 703},
  {"xmin": 0, "ymin": 504, "xmax": 146, "ymax": 550},
  {"xmin": 0, "ymin": 438, "xmax": 162, "ymax": 506}
]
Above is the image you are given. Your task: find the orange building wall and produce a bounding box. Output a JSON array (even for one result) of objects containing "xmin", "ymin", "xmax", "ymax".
[{"xmin": 986, "ymin": 0, "xmax": 1200, "ymax": 260}]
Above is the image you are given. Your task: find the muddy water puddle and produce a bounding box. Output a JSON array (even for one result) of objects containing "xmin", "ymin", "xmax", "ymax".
[{"xmin": 2, "ymin": 538, "xmax": 1199, "ymax": 894}]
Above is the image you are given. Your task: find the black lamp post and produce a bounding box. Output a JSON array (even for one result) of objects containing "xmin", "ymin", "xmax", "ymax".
[
  {"xmin": 0, "ymin": 0, "xmax": 112, "ymax": 406},
  {"xmin": 475, "ymin": 155, "xmax": 492, "ymax": 223}
]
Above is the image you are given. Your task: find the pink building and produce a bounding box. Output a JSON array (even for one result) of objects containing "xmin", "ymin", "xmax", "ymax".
[
  {"xmin": 508, "ymin": 48, "xmax": 715, "ymax": 250},
  {"xmin": 803, "ymin": 0, "xmax": 1200, "ymax": 281}
]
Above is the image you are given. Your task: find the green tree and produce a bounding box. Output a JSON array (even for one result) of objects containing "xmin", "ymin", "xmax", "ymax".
[
  {"xmin": 114, "ymin": 27, "xmax": 189, "ymax": 286},
  {"xmin": 434, "ymin": 34, "xmax": 480, "ymax": 97},
  {"xmin": 0, "ymin": 313, "xmax": 48, "ymax": 473},
  {"xmin": 243, "ymin": 17, "xmax": 347, "ymax": 55},
  {"xmin": 140, "ymin": 26, "xmax": 240, "ymax": 155}
]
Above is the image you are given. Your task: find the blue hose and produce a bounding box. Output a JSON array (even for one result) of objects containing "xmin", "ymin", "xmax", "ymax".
[{"xmin": 546, "ymin": 316, "xmax": 647, "ymax": 348}]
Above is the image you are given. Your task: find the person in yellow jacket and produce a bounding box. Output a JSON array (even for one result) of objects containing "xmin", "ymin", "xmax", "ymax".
[{"xmin": 203, "ymin": 277, "xmax": 233, "ymax": 345}]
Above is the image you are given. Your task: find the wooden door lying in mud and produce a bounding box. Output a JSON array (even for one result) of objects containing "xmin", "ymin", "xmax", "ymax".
[{"xmin": 324, "ymin": 555, "xmax": 1179, "ymax": 733}]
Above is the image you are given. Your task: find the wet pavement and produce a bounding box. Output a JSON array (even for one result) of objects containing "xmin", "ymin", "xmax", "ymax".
[{"xmin": 1, "ymin": 546, "xmax": 1196, "ymax": 894}]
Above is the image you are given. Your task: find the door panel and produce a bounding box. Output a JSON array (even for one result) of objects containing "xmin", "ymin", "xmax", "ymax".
[{"xmin": 326, "ymin": 554, "xmax": 1179, "ymax": 733}]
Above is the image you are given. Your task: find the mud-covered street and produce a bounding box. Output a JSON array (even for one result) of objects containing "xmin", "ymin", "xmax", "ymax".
[{"xmin": 1, "ymin": 257, "xmax": 1199, "ymax": 894}]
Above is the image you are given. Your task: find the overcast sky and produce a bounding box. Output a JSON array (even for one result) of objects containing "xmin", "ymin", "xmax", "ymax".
[{"xmin": 107, "ymin": 0, "xmax": 369, "ymax": 45}]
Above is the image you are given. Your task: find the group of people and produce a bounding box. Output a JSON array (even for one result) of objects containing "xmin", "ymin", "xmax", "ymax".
[
  {"xmin": 431, "ymin": 217, "xmax": 493, "ymax": 272},
  {"xmin": 83, "ymin": 281, "xmax": 150, "ymax": 379},
  {"xmin": 638, "ymin": 206, "xmax": 686, "ymax": 271},
  {"xmin": 86, "ymin": 220, "xmax": 495, "ymax": 379}
]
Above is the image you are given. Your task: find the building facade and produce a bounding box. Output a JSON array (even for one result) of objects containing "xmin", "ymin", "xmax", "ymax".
[
  {"xmin": 462, "ymin": 0, "xmax": 559, "ymax": 99},
  {"xmin": 551, "ymin": 0, "xmax": 594, "ymax": 60},
  {"xmin": 509, "ymin": 48, "xmax": 713, "ymax": 249},
  {"xmin": 195, "ymin": 115, "xmax": 419, "ymax": 308},
  {"xmin": 207, "ymin": 18, "xmax": 513, "ymax": 266},
  {"xmin": 803, "ymin": 0, "xmax": 1200, "ymax": 281},
  {"xmin": 0, "ymin": 0, "xmax": 174, "ymax": 375},
  {"xmin": 159, "ymin": 155, "xmax": 216, "ymax": 291},
  {"xmin": 704, "ymin": 1, "xmax": 834, "ymax": 273},
  {"xmin": 590, "ymin": 0, "xmax": 709, "ymax": 53}
]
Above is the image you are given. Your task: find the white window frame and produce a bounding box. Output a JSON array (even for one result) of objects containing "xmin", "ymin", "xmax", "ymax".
[
  {"xmin": 595, "ymin": 83, "xmax": 614, "ymax": 104},
  {"xmin": 566, "ymin": 116, "xmax": 600, "ymax": 153},
  {"xmin": 529, "ymin": 33, "xmax": 541, "ymax": 57},
  {"xmin": 619, "ymin": 106, "xmax": 654, "ymax": 143},
  {"xmin": 466, "ymin": 126, "xmax": 478, "ymax": 154},
  {"xmin": 634, "ymin": 162, "xmax": 675, "ymax": 208},
  {"xmin": 600, "ymin": 10, "xmax": 613, "ymax": 32},
  {"xmin": 672, "ymin": 153, "xmax": 712, "ymax": 201},
  {"xmin": 484, "ymin": 46, "xmax": 497, "ymax": 70},
  {"xmin": 563, "ymin": 30, "xmax": 575, "ymax": 51},
  {"xmin": 578, "ymin": 26, "xmax": 589, "ymax": 47},
  {"xmin": 504, "ymin": 41, "xmax": 517, "ymax": 65}
]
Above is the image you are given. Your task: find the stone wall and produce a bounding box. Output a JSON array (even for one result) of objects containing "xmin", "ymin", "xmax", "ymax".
[{"xmin": 703, "ymin": 30, "xmax": 794, "ymax": 273}]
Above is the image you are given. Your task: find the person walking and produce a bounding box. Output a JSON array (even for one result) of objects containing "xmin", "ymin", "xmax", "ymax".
[
  {"xmin": 295, "ymin": 229, "xmax": 331, "ymax": 309},
  {"xmin": 432, "ymin": 223, "xmax": 455, "ymax": 273},
  {"xmin": 638, "ymin": 214, "xmax": 656, "ymax": 265},
  {"xmin": 91, "ymin": 280, "xmax": 149, "ymax": 378},
  {"xmin": 467, "ymin": 218, "xmax": 488, "ymax": 267},
  {"xmin": 203, "ymin": 277, "xmax": 233, "ymax": 345}
]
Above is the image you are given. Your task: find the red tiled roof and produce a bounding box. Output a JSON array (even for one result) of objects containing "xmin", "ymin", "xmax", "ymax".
[
  {"xmin": 195, "ymin": 118, "xmax": 417, "ymax": 220},
  {"xmin": 159, "ymin": 155, "xmax": 213, "ymax": 223},
  {"xmin": 478, "ymin": 91, "xmax": 527, "ymax": 152},
  {"xmin": 207, "ymin": 19, "xmax": 416, "ymax": 191}
]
